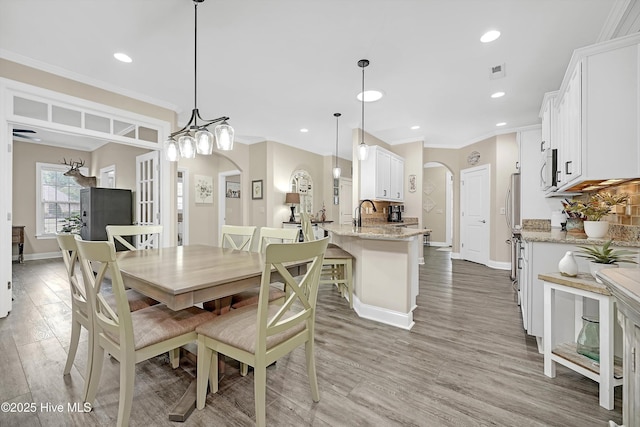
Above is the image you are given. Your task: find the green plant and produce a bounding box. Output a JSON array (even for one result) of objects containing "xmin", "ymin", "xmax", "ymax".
[
  {"xmin": 563, "ymin": 192, "xmax": 629, "ymax": 221},
  {"xmin": 575, "ymin": 240, "xmax": 638, "ymax": 265},
  {"xmin": 60, "ymin": 214, "xmax": 82, "ymax": 234}
]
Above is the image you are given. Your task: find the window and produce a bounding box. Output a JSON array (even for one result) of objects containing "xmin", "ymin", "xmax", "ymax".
[{"xmin": 36, "ymin": 163, "xmax": 86, "ymax": 237}]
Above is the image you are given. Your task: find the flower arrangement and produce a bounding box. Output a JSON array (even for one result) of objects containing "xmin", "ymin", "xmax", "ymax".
[{"xmin": 562, "ymin": 192, "xmax": 629, "ymax": 221}]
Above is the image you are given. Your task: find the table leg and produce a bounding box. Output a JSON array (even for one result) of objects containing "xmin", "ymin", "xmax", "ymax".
[{"xmin": 544, "ymin": 283, "xmax": 556, "ymax": 378}]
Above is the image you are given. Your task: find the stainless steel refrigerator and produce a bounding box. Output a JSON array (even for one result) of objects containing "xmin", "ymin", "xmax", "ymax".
[{"xmin": 506, "ymin": 173, "xmax": 521, "ymax": 281}]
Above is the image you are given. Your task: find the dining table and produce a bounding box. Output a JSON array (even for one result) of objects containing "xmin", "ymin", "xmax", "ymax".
[{"xmin": 115, "ymin": 244, "xmax": 306, "ymax": 421}]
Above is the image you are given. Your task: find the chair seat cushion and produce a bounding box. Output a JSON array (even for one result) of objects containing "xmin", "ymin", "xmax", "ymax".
[
  {"xmin": 106, "ymin": 305, "xmax": 217, "ymax": 350},
  {"xmin": 196, "ymin": 304, "xmax": 305, "ymax": 354},
  {"xmin": 230, "ymin": 285, "xmax": 286, "ymax": 309},
  {"xmin": 324, "ymin": 246, "xmax": 353, "ymax": 260}
]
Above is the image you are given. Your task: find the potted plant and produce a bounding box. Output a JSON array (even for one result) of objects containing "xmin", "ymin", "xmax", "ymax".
[
  {"xmin": 575, "ymin": 239, "xmax": 637, "ymax": 282},
  {"xmin": 565, "ymin": 192, "xmax": 629, "ymax": 238}
]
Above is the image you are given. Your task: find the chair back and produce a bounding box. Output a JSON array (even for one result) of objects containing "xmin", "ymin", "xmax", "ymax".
[
  {"xmin": 219, "ymin": 225, "xmax": 257, "ymax": 251},
  {"xmin": 76, "ymin": 239, "xmax": 134, "ymax": 351},
  {"xmin": 300, "ymin": 212, "xmax": 315, "ymax": 242},
  {"xmin": 256, "ymin": 237, "xmax": 329, "ymax": 351},
  {"xmin": 257, "ymin": 227, "xmax": 299, "ymax": 253},
  {"xmin": 56, "ymin": 233, "xmax": 87, "ymax": 312},
  {"xmin": 106, "ymin": 225, "xmax": 163, "ymax": 251}
]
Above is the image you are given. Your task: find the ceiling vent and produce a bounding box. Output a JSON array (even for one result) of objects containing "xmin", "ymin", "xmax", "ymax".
[{"xmin": 489, "ymin": 63, "xmax": 506, "ymax": 79}]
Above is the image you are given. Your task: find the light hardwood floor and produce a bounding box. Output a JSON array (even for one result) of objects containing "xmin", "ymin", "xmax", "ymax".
[{"xmin": 1, "ymin": 247, "xmax": 622, "ymax": 426}]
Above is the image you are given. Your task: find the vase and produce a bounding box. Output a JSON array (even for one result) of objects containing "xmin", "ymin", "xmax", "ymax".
[
  {"xmin": 589, "ymin": 261, "xmax": 618, "ymax": 283},
  {"xmin": 565, "ymin": 218, "xmax": 584, "ymax": 234},
  {"xmin": 583, "ymin": 220, "xmax": 609, "ymax": 239},
  {"xmin": 558, "ymin": 251, "xmax": 578, "ymax": 277},
  {"xmin": 576, "ymin": 316, "xmax": 600, "ymax": 362}
]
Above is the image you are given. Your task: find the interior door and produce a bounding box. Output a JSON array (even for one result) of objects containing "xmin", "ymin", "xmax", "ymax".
[
  {"xmin": 460, "ymin": 164, "xmax": 490, "ymax": 265},
  {"xmin": 339, "ymin": 178, "xmax": 353, "ymax": 225},
  {"xmin": 136, "ymin": 151, "xmax": 160, "ymax": 232}
]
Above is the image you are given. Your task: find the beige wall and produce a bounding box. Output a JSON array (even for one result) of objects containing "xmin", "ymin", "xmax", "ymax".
[
  {"xmin": 422, "ymin": 166, "xmax": 448, "ymax": 243},
  {"xmin": 224, "ymin": 175, "xmax": 242, "ymax": 226},
  {"xmin": 391, "ymin": 140, "xmax": 424, "ymax": 227},
  {"xmin": 91, "ymin": 142, "xmax": 151, "ymax": 191},
  {"xmin": 12, "ymin": 141, "xmax": 91, "ymax": 256}
]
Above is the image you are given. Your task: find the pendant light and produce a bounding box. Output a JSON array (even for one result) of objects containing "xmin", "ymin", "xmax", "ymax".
[
  {"xmin": 164, "ymin": 0, "xmax": 234, "ymax": 162},
  {"xmin": 357, "ymin": 59, "xmax": 370, "ymax": 161},
  {"xmin": 333, "ymin": 112, "xmax": 342, "ymax": 179}
]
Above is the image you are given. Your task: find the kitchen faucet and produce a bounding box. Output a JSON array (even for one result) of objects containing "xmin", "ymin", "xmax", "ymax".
[{"xmin": 354, "ymin": 199, "xmax": 377, "ymax": 227}]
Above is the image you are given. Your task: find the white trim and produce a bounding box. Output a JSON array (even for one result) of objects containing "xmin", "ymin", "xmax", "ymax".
[
  {"xmin": 450, "ymin": 252, "xmax": 461, "ymax": 259},
  {"xmin": 99, "ymin": 164, "xmax": 116, "ymax": 188},
  {"xmin": 177, "ymin": 168, "xmax": 189, "ymax": 246},
  {"xmin": 13, "ymin": 251, "xmax": 61, "ymax": 262},
  {"xmin": 352, "ymin": 294, "xmax": 415, "ymax": 330},
  {"xmin": 488, "ymin": 260, "xmax": 511, "ymax": 271}
]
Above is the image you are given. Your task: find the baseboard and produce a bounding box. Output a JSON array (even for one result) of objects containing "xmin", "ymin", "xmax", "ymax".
[
  {"xmin": 488, "ymin": 260, "xmax": 511, "ymax": 270},
  {"xmin": 450, "ymin": 252, "xmax": 461, "ymax": 259},
  {"xmin": 353, "ymin": 295, "xmax": 415, "ymax": 330},
  {"xmin": 13, "ymin": 252, "xmax": 61, "ymax": 262},
  {"xmin": 426, "ymin": 241, "xmax": 450, "ymax": 247}
]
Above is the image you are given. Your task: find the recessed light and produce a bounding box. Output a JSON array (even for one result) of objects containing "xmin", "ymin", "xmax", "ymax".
[
  {"xmin": 300, "ymin": 128, "xmax": 309, "ymax": 133},
  {"xmin": 491, "ymin": 91, "xmax": 505, "ymax": 98},
  {"xmin": 496, "ymin": 122, "xmax": 507, "ymax": 127},
  {"xmin": 114, "ymin": 52, "xmax": 132, "ymax": 63},
  {"xmin": 356, "ymin": 90, "xmax": 383, "ymax": 102},
  {"xmin": 480, "ymin": 30, "xmax": 501, "ymax": 43},
  {"xmin": 411, "ymin": 125, "xmax": 420, "ymax": 130}
]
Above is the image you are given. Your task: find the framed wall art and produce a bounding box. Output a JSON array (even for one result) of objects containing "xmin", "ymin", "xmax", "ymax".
[
  {"xmin": 194, "ymin": 175, "xmax": 213, "ymax": 204},
  {"xmin": 252, "ymin": 179, "xmax": 263, "ymax": 200},
  {"xmin": 226, "ymin": 181, "xmax": 240, "ymax": 198}
]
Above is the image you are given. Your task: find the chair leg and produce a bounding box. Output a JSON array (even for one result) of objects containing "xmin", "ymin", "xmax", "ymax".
[
  {"xmin": 254, "ymin": 363, "xmax": 267, "ymax": 427},
  {"xmin": 85, "ymin": 342, "xmax": 105, "ymax": 405},
  {"xmin": 305, "ymin": 339, "xmax": 320, "ymax": 402},
  {"xmin": 345, "ymin": 261, "xmax": 353, "ymax": 309},
  {"xmin": 240, "ymin": 362, "xmax": 248, "ymax": 376},
  {"xmin": 117, "ymin": 356, "xmax": 135, "ymax": 427},
  {"xmin": 169, "ymin": 348, "xmax": 180, "ymax": 369},
  {"xmin": 196, "ymin": 337, "xmax": 214, "ymax": 410},
  {"xmin": 82, "ymin": 321, "xmax": 94, "ymax": 402},
  {"xmin": 64, "ymin": 317, "xmax": 81, "ymax": 375}
]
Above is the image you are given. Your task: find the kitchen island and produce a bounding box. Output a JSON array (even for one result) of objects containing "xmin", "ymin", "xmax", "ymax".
[{"xmin": 320, "ymin": 224, "xmax": 429, "ymax": 330}]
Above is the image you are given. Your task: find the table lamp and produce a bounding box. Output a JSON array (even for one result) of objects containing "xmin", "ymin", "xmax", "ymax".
[{"xmin": 285, "ymin": 192, "xmax": 300, "ymax": 222}]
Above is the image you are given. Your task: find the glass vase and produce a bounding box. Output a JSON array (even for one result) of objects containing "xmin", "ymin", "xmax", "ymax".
[{"xmin": 576, "ymin": 316, "xmax": 600, "ymax": 362}]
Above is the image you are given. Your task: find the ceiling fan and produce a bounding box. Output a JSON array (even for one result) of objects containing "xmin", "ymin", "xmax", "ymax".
[{"xmin": 12, "ymin": 128, "xmax": 41, "ymax": 142}]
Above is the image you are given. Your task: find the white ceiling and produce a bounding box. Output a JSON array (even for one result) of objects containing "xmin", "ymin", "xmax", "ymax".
[{"xmin": 0, "ymin": 0, "xmax": 621, "ymax": 160}]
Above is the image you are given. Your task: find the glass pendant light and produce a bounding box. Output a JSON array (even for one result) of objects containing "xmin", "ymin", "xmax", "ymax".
[
  {"xmin": 195, "ymin": 129, "xmax": 214, "ymax": 155},
  {"xmin": 165, "ymin": 138, "xmax": 179, "ymax": 162},
  {"xmin": 215, "ymin": 120, "xmax": 234, "ymax": 151},
  {"xmin": 333, "ymin": 112, "xmax": 342, "ymax": 179},
  {"xmin": 357, "ymin": 59, "xmax": 370, "ymax": 161},
  {"xmin": 178, "ymin": 134, "xmax": 196, "ymax": 159}
]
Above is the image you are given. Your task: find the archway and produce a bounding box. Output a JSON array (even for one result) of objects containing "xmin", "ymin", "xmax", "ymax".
[{"xmin": 423, "ymin": 161, "xmax": 453, "ymax": 247}]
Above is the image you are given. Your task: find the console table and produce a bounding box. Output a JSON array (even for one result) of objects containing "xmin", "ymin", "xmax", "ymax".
[{"xmin": 12, "ymin": 225, "xmax": 25, "ymax": 263}]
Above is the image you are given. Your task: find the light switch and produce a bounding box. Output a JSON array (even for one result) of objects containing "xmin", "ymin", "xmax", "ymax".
[{"xmin": 500, "ymin": 207, "xmax": 506, "ymax": 215}]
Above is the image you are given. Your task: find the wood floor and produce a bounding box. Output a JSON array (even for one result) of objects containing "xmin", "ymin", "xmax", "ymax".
[{"xmin": 1, "ymin": 247, "xmax": 622, "ymax": 426}]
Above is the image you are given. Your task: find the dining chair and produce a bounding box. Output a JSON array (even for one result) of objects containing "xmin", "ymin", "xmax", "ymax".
[
  {"xmin": 76, "ymin": 239, "xmax": 217, "ymax": 427},
  {"xmin": 195, "ymin": 237, "xmax": 329, "ymax": 427},
  {"xmin": 219, "ymin": 225, "xmax": 257, "ymax": 251},
  {"xmin": 300, "ymin": 212, "xmax": 354, "ymax": 308},
  {"xmin": 106, "ymin": 224, "xmax": 164, "ymax": 251},
  {"xmin": 231, "ymin": 227, "xmax": 299, "ymax": 309},
  {"xmin": 56, "ymin": 234, "xmax": 159, "ymax": 401}
]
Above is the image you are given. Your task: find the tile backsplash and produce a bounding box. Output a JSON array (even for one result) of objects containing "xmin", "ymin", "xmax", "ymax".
[{"xmin": 603, "ymin": 180, "xmax": 640, "ymax": 226}]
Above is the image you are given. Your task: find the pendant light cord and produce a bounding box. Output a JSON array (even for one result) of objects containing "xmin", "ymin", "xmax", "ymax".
[
  {"xmin": 335, "ymin": 113, "xmax": 339, "ymax": 168},
  {"xmin": 361, "ymin": 65, "xmax": 364, "ymax": 144},
  {"xmin": 193, "ymin": 1, "xmax": 199, "ymax": 115}
]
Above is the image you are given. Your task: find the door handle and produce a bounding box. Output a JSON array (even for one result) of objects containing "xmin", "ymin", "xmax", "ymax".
[{"xmin": 479, "ymin": 220, "xmax": 486, "ymax": 223}]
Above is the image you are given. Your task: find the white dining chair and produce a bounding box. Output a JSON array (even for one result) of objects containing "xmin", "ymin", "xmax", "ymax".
[
  {"xmin": 219, "ymin": 225, "xmax": 256, "ymax": 251},
  {"xmin": 300, "ymin": 212, "xmax": 354, "ymax": 308},
  {"xmin": 76, "ymin": 239, "xmax": 217, "ymax": 427},
  {"xmin": 195, "ymin": 237, "xmax": 329, "ymax": 427},
  {"xmin": 56, "ymin": 233, "xmax": 159, "ymax": 402},
  {"xmin": 106, "ymin": 224, "xmax": 163, "ymax": 250}
]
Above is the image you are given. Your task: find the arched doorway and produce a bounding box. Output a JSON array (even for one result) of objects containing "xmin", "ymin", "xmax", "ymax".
[{"xmin": 423, "ymin": 161, "xmax": 453, "ymax": 247}]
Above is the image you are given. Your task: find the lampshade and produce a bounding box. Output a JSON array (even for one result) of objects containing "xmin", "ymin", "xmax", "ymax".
[
  {"xmin": 178, "ymin": 134, "xmax": 196, "ymax": 159},
  {"xmin": 195, "ymin": 129, "xmax": 214, "ymax": 155},
  {"xmin": 165, "ymin": 138, "xmax": 179, "ymax": 162},
  {"xmin": 215, "ymin": 121, "xmax": 234, "ymax": 151},
  {"xmin": 285, "ymin": 192, "xmax": 300, "ymax": 205},
  {"xmin": 357, "ymin": 59, "xmax": 370, "ymax": 161},
  {"xmin": 333, "ymin": 112, "xmax": 342, "ymax": 179}
]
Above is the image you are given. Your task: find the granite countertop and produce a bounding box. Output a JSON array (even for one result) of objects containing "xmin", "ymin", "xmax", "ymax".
[
  {"xmin": 321, "ymin": 223, "xmax": 430, "ymax": 240},
  {"xmin": 598, "ymin": 268, "xmax": 640, "ymax": 316},
  {"xmin": 537, "ymin": 272, "xmax": 612, "ymax": 296},
  {"xmin": 521, "ymin": 229, "xmax": 640, "ymax": 248}
]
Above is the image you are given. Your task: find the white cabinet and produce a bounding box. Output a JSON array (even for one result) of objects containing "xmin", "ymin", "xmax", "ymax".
[
  {"xmin": 360, "ymin": 145, "xmax": 404, "ymax": 202},
  {"xmin": 554, "ymin": 36, "xmax": 640, "ymax": 191}
]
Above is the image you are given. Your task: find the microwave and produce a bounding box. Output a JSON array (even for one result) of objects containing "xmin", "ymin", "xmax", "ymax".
[{"xmin": 540, "ymin": 148, "xmax": 558, "ymax": 191}]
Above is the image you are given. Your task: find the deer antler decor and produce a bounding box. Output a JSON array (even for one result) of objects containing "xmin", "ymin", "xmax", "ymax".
[{"xmin": 61, "ymin": 158, "xmax": 97, "ymax": 188}]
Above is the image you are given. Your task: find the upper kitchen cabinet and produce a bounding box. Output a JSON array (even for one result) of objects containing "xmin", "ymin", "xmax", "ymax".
[
  {"xmin": 554, "ymin": 33, "xmax": 640, "ymax": 192},
  {"xmin": 540, "ymin": 91, "xmax": 558, "ymax": 153},
  {"xmin": 360, "ymin": 145, "xmax": 405, "ymax": 201}
]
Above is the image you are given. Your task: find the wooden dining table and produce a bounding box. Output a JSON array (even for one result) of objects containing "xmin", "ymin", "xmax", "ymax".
[{"xmin": 115, "ymin": 244, "xmax": 305, "ymax": 421}]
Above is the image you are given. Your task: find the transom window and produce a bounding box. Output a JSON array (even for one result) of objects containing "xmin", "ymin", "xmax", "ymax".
[{"xmin": 36, "ymin": 163, "xmax": 86, "ymax": 237}]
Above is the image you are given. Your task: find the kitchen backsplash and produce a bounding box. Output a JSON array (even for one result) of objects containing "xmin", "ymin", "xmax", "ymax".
[{"xmin": 606, "ymin": 180, "xmax": 640, "ymax": 226}]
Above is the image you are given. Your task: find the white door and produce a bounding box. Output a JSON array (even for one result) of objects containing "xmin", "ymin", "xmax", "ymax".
[
  {"xmin": 136, "ymin": 151, "xmax": 160, "ymax": 228},
  {"xmin": 339, "ymin": 178, "xmax": 353, "ymax": 225},
  {"xmin": 460, "ymin": 164, "xmax": 490, "ymax": 265}
]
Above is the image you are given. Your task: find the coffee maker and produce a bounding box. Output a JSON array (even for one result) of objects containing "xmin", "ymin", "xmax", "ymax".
[{"xmin": 388, "ymin": 205, "xmax": 403, "ymax": 222}]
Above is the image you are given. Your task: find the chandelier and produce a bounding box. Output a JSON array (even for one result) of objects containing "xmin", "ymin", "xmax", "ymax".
[{"xmin": 165, "ymin": 0, "xmax": 234, "ymax": 162}]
